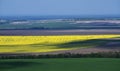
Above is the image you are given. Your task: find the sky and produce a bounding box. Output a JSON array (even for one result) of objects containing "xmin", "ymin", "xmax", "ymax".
[{"xmin": 0, "ymin": 0, "xmax": 120, "ymax": 16}]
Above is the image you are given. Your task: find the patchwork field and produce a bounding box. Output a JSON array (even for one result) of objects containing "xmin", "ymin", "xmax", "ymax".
[
  {"xmin": 0, "ymin": 58, "xmax": 120, "ymax": 71},
  {"xmin": 0, "ymin": 35, "xmax": 120, "ymax": 53}
]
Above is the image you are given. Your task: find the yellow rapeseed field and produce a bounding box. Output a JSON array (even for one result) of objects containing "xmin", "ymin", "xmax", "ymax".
[{"xmin": 0, "ymin": 35, "xmax": 120, "ymax": 53}]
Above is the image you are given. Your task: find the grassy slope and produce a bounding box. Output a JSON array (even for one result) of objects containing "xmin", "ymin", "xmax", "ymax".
[
  {"xmin": 0, "ymin": 35, "xmax": 120, "ymax": 53},
  {"xmin": 0, "ymin": 58, "xmax": 120, "ymax": 71}
]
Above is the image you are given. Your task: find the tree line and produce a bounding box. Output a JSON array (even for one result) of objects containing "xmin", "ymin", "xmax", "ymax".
[{"xmin": 0, "ymin": 52, "xmax": 120, "ymax": 59}]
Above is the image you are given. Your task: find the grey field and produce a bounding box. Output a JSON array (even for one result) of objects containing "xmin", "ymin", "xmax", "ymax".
[{"xmin": 0, "ymin": 29, "xmax": 120, "ymax": 35}]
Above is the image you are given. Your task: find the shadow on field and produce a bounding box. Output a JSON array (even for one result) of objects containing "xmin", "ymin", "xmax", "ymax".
[
  {"xmin": 0, "ymin": 38, "xmax": 120, "ymax": 49},
  {"xmin": 0, "ymin": 61, "xmax": 42, "ymax": 70},
  {"xmin": 57, "ymin": 39, "xmax": 120, "ymax": 48},
  {"xmin": 23, "ymin": 38, "xmax": 120, "ymax": 49}
]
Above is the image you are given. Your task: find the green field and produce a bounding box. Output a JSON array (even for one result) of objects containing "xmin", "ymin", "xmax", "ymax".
[{"xmin": 0, "ymin": 58, "xmax": 120, "ymax": 71}]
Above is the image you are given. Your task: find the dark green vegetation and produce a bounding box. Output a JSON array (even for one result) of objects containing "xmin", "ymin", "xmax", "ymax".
[
  {"xmin": 0, "ymin": 58, "xmax": 120, "ymax": 71},
  {"xmin": 0, "ymin": 52, "xmax": 120, "ymax": 59}
]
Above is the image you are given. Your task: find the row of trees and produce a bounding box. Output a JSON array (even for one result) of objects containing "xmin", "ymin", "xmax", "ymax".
[{"xmin": 0, "ymin": 52, "xmax": 120, "ymax": 59}]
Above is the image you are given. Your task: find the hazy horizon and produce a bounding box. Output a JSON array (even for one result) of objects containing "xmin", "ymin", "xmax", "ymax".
[{"xmin": 0, "ymin": 0, "xmax": 120, "ymax": 16}]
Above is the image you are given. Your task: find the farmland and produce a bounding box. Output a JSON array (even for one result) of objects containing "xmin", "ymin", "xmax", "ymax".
[
  {"xmin": 0, "ymin": 58, "xmax": 120, "ymax": 71},
  {"xmin": 1, "ymin": 29, "xmax": 120, "ymax": 35},
  {"xmin": 1, "ymin": 19, "xmax": 120, "ymax": 30},
  {"xmin": 0, "ymin": 35, "xmax": 120, "ymax": 53},
  {"xmin": 1, "ymin": 19, "xmax": 120, "ymax": 71}
]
